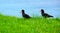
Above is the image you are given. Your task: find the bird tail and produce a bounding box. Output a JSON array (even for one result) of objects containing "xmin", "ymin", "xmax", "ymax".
[{"xmin": 50, "ymin": 16, "xmax": 53, "ymax": 17}]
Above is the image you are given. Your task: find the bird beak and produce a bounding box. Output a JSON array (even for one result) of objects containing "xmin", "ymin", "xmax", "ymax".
[
  {"xmin": 19, "ymin": 11, "xmax": 22, "ymax": 13},
  {"xmin": 39, "ymin": 11, "xmax": 41, "ymax": 12}
]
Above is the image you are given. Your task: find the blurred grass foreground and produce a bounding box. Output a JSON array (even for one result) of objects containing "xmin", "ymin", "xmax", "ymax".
[{"xmin": 0, "ymin": 14, "xmax": 60, "ymax": 33}]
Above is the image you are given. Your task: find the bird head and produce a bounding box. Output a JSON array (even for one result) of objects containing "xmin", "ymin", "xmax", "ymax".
[
  {"xmin": 20, "ymin": 9, "xmax": 25, "ymax": 13},
  {"xmin": 21, "ymin": 9, "xmax": 24, "ymax": 13},
  {"xmin": 41, "ymin": 9, "xmax": 44, "ymax": 13}
]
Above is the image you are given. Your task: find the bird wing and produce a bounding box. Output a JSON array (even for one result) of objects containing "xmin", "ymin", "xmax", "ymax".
[
  {"xmin": 24, "ymin": 14, "xmax": 31, "ymax": 18},
  {"xmin": 44, "ymin": 13, "xmax": 53, "ymax": 17}
]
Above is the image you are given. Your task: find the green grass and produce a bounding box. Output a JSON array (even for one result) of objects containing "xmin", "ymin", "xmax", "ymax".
[{"xmin": 0, "ymin": 14, "xmax": 60, "ymax": 33}]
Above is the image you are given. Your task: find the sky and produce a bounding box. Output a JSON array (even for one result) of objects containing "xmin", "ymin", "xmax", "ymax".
[{"xmin": 0, "ymin": 0, "xmax": 60, "ymax": 18}]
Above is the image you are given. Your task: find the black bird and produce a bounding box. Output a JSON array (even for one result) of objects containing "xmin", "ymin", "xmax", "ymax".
[
  {"xmin": 20, "ymin": 9, "xmax": 31, "ymax": 18},
  {"xmin": 40, "ymin": 9, "xmax": 53, "ymax": 18}
]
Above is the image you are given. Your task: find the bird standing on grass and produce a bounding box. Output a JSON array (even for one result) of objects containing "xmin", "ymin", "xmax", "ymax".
[
  {"xmin": 20, "ymin": 9, "xmax": 31, "ymax": 18},
  {"xmin": 40, "ymin": 9, "xmax": 53, "ymax": 18}
]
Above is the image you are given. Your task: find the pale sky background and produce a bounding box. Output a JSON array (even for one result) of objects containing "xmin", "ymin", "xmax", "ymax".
[{"xmin": 0, "ymin": 0, "xmax": 60, "ymax": 17}]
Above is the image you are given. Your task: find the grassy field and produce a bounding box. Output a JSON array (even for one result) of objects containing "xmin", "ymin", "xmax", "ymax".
[{"xmin": 0, "ymin": 14, "xmax": 60, "ymax": 33}]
